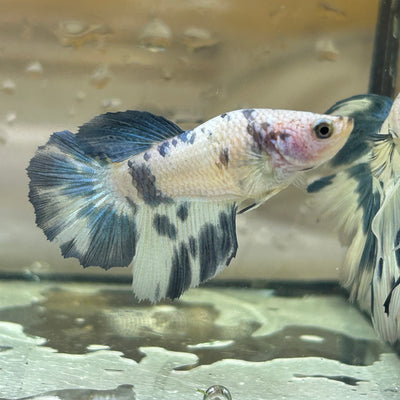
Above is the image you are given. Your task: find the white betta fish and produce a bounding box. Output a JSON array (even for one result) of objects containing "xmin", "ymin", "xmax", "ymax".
[
  {"xmin": 27, "ymin": 108, "xmax": 353, "ymax": 302},
  {"xmin": 308, "ymin": 93, "xmax": 400, "ymax": 344}
]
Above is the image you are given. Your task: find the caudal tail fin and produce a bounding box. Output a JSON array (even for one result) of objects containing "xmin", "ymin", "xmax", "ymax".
[{"xmin": 27, "ymin": 130, "xmax": 137, "ymax": 269}]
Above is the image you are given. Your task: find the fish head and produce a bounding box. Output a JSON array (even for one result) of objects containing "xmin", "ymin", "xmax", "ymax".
[{"xmin": 257, "ymin": 110, "xmax": 354, "ymax": 173}]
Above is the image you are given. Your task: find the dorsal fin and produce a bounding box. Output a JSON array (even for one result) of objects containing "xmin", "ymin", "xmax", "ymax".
[{"xmin": 76, "ymin": 111, "xmax": 184, "ymax": 162}]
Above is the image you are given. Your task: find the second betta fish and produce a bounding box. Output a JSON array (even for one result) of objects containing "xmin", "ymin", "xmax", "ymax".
[{"xmin": 27, "ymin": 108, "xmax": 353, "ymax": 301}]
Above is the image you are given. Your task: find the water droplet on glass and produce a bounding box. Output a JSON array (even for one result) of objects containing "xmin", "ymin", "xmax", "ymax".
[
  {"xmin": 90, "ymin": 65, "xmax": 111, "ymax": 89},
  {"xmin": 6, "ymin": 112, "xmax": 16, "ymax": 125},
  {"xmin": 56, "ymin": 20, "xmax": 111, "ymax": 48},
  {"xmin": 22, "ymin": 269, "xmax": 40, "ymax": 282},
  {"xmin": 29, "ymin": 261, "xmax": 50, "ymax": 273},
  {"xmin": 203, "ymin": 385, "xmax": 232, "ymax": 400},
  {"xmin": 315, "ymin": 39, "xmax": 339, "ymax": 61},
  {"xmin": 161, "ymin": 68, "xmax": 173, "ymax": 81},
  {"xmin": 2, "ymin": 79, "xmax": 16, "ymax": 94},
  {"xmin": 75, "ymin": 90, "xmax": 87, "ymax": 102},
  {"xmin": 26, "ymin": 61, "xmax": 43, "ymax": 78},
  {"xmin": 101, "ymin": 97, "xmax": 122, "ymax": 110},
  {"xmin": 139, "ymin": 18, "xmax": 172, "ymax": 52},
  {"xmin": 183, "ymin": 27, "xmax": 218, "ymax": 51},
  {"xmin": 0, "ymin": 125, "xmax": 8, "ymax": 145}
]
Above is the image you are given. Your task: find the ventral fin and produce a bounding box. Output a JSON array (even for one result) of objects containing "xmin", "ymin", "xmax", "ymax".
[
  {"xmin": 76, "ymin": 110, "xmax": 183, "ymax": 162},
  {"xmin": 132, "ymin": 200, "xmax": 238, "ymax": 302}
]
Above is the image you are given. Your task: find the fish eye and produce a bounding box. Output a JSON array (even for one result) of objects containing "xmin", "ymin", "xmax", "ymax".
[{"xmin": 313, "ymin": 119, "xmax": 334, "ymax": 139}]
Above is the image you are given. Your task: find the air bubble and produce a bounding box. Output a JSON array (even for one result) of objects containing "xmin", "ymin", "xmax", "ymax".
[
  {"xmin": 202, "ymin": 385, "xmax": 232, "ymax": 400},
  {"xmin": 315, "ymin": 39, "xmax": 339, "ymax": 61},
  {"xmin": 1, "ymin": 79, "xmax": 16, "ymax": 94},
  {"xmin": 101, "ymin": 97, "xmax": 122, "ymax": 110},
  {"xmin": 56, "ymin": 20, "xmax": 111, "ymax": 48},
  {"xmin": 29, "ymin": 261, "xmax": 50, "ymax": 273},
  {"xmin": 183, "ymin": 27, "xmax": 218, "ymax": 51},
  {"xmin": 90, "ymin": 65, "xmax": 111, "ymax": 89},
  {"xmin": 75, "ymin": 90, "xmax": 87, "ymax": 102},
  {"xmin": 139, "ymin": 18, "xmax": 172, "ymax": 52},
  {"xmin": 6, "ymin": 112, "xmax": 16, "ymax": 125},
  {"xmin": 26, "ymin": 61, "xmax": 44, "ymax": 78}
]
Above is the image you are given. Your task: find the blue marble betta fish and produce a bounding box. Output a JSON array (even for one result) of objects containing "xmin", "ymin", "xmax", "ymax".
[
  {"xmin": 27, "ymin": 108, "xmax": 353, "ymax": 302},
  {"xmin": 308, "ymin": 93, "xmax": 400, "ymax": 344}
]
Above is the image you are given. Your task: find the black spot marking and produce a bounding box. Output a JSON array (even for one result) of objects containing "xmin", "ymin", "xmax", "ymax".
[
  {"xmin": 307, "ymin": 174, "xmax": 336, "ymax": 193},
  {"xmin": 129, "ymin": 162, "xmax": 173, "ymax": 207},
  {"xmin": 179, "ymin": 130, "xmax": 196, "ymax": 144},
  {"xmin": 199, "ymin": 224, "xmax": 218, "ymax": 281},
  {"xmin": 153, "ymin": 214, "xmax": 177, "ymax": 240},
  {"xmin": 242, "ymin": 109, "xmax": 255, "ymax": 121},
  {"xmin": 384, "ymin": 277, "xmax": 400, "ymax": 316},
  {"xmin": 247, "ymin": 122, "xmax": 263, "ymax": 151},
  {"xmin": 155, "ymin": 284, "xmax": 161, "ymax": 302},
  {"xmin": 370, "ymin": 281, "xmax": 375, "ymax": 316},
  {"xmin": 238, "ymin": 202, "xmax": 257, "ymax": 214},
  {"xmin": 377, "ymin": 257, "xmax": 383, "ymax": 280},
  {"xmin": 359, "ymin": 229, "xmax": 378, "ymax": 273},
  {"xmin": 60, "ymin": 208, "xmax": 137, "ymax": 269},
  {"xmin": 347, "ymin": 164, "xmax": 380, "ymax": 234},
  {"xmin": 158, "ymin": 141, "xmax": 170, "ymax": 157},
  {"xmin": 395, "ymin": 230, "xmax": 400, "ymax": 268},
  {"xmin": 167, "ymin": 242, "xmax": 192, "ymax": 299},
  {"xmin": 177, "ymin": 203, "xmax": 189, "ymax": 221},
  {"xmin": 125, "ymin": 197, "xmax": 138, "ymax": 214},
  {"xmin": 199, "ymin": 206, "xmax": 238, "ymax": 282},
  {"xmin": 279, "ymin": 132, "xmax": 291, "ymax": 141},
  {"xmin": 189, "ymin": 236, "xmax": 197, "ymax": 258},
  {"xmin": 172, "ymin": 139, "xmax": 178, "ymax": 147},
  {"xmin": 219, "ymin": 148, "xmax": 229, "ymax": 167},
  {"xmin": 143, "ymin": 152, "xmax": 151, "ymax": 161},
  {"xmin": 220, "ymin": 113, "xmax": 231, "ymax": 121}
]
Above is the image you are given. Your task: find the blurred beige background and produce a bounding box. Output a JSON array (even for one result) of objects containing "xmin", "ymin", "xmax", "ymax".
[{"xmin": 0, "ymin": 0, "xmax": 388, "ymax": 281}]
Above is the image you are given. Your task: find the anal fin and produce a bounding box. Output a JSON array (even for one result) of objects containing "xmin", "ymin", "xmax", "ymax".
[{"xmin": 132, "ymin": 200, "xmax": 238, "ymax": 302}]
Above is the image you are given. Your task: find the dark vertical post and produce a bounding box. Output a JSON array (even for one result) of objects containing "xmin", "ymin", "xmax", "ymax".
[{"xmin": 369, "ymin": 0, "xmax": 400, "ymax": 98}]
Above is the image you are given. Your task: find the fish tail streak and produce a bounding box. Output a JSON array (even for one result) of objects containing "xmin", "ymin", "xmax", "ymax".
[{"xmin": 27, "ymin": 130, "xmax": 137, "ymax": 269}]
